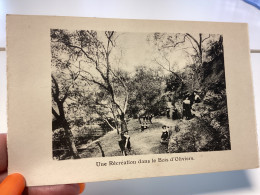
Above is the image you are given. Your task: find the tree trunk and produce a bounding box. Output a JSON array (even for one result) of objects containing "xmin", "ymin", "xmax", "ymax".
[
  {"xmin": 110, "ymin": 106, "xmax": 120, "ymax": 134},
  {"xmin": 96, "ymin": 142, "xmax": 105, "ymax": 157},
  {"xmin": 103, "ymin": 118, "xmax": 116, "ymax": 131},
  {"xmin": 121, "ymin": 120, "xmax": 128, "ymax": 133},
  {"xmin": 52, "ymin": 75, "xmax": 80, "ymax": 159},
  {"xmin": 119, "ymin": 113, "xmax": 128, "ymax": 133},
  {"xmin": 62, "ymin": 120, "xmax": 80, "ymax": 159}
]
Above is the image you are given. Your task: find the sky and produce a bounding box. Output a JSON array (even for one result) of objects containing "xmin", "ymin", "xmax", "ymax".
[{"xmin": 110, "ymin": 32, "xmax": 192, "ymax": 74}]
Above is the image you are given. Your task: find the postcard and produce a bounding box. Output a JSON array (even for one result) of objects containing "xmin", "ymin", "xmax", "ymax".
[{"xmin": 6, "ymin": 15, "xmax": 259, "ymax": 186}]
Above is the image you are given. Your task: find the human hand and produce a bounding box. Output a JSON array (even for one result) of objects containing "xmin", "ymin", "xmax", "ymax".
[{"xmin": 0, "ymin": 133, "xmax": 85, "ymax": 195}]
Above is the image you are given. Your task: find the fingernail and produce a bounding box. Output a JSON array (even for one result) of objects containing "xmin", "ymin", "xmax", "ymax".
[{"xmin": 78, "ymin": 183, "xmax": 85, "ymax": 194}]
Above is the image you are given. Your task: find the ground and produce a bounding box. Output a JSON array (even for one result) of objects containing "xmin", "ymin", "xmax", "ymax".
[{"xmin": 79, "ymin": 117, "xmax": 180, "ymax": 158}]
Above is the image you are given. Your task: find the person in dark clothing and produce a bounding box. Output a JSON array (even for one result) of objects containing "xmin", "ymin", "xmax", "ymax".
[
  {"xmin": 183, "ymin": 97, "xmax": 192, "ymax": 120},
  {"xmin": 141, "ymin": 122, "xmax": 148, "ymax": 131},
  {"xmin": 161, "ymin": 131, "xmax": 168, "ymax": 140},
  {"xmin": 142, "ymin": 115, "xmax": 147, "ymax": 123},
  {"xmin": 194, "ymin": 92, "xmax": 201, "ymax": 103},
  {"xmin": 138, "ymin": 114, "xmax": 142, "ymax": 124},
  {"xmin": 141, "ymin": 123, "xmax": 145, "ymax": 132},
  {"xmin": 189, "ymin": 92, "xmax": 195, "ymax": 106},
  {"xmin": 166, "ymin": 108, "xmax": 170, "ymax": 118},
  {"xmin": 148, "ymin": 114, "xmax": 153, "ymax": 124},
  {"xmin": 161, "ymin": 125, "xmax": 169, "ymax": 143},
  {"xmin": 172, "ymin": 107, "xmax": 178, "ymax": 120},
  {"xmin": 145, "ymin": 115, "xmax": 149, "ymax": 122},
  {"xmin": 118, "ymin": 131, "xmax": 131, "ymax": 156}
]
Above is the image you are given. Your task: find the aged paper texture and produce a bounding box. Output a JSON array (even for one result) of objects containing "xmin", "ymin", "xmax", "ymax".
[{"xmin": 7, "ymin": 15, "xmax": 259, "ymax": 186}]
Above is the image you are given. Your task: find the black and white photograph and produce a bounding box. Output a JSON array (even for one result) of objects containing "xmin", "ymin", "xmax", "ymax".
[{"xmin": 51, "ymin": 29, "xmax": 231, "ymax": 160}]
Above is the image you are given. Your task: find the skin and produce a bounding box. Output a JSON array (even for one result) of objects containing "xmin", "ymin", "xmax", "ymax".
[{"xmin": 0, "ymin": 134, "xmax": 85, "ymax": 195}]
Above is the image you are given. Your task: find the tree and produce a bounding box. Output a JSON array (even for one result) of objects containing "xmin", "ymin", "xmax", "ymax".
[
  {"xmin": 151, "ymin": 33, "xmax": 212, "ymax": 65},
  {"xmin": 81, "ymin": 90, "xmax": 120, "ymax": 133},
  {"xmin": 51, "ymin": 29, "xmax": 129, "ymax": 134},
  {"xmin": 149, "ymin": 33, "xmax": 219, "ymax": 89},
  {"xmin": 152, "ymin": 54, "xmax": 184, "ymax": 102},
  {"xmin": 127, "ymin": 66, "xmax": 164, "ymax": 117},
  {"xmin": 50, "ymin": 30, "xmax": 89, "ymax": 159},
  {"xmin": 52, "ymin": 74, "xmax": 80, "ymax": 159}
]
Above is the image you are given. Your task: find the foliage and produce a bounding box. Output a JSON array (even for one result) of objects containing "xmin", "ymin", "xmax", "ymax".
[
  {"xmin": 205, "ymin": 35, "xmax": 223, "ymax": 61},
  {"xmin": 127, "ymin": 66, "xmax": 165, "ymax": 117},
  {"xmin": 165, "ymin": 72, "xmax": 182, "ymax": 93}
]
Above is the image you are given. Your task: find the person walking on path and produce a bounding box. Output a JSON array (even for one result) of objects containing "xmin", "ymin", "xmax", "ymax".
[{"xmin": 118, "ymin": 131, "xmax": 131, "ymax": 156}]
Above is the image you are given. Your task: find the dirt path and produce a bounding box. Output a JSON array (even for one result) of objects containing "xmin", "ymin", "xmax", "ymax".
[
  {"xmin": 130, "ymin": 117, "xmax": 180, "ymax": 155},
  {"xmin": 79, "ymin": 117, "xmax": 180, "ymax": 158},
  {"xmin": 130, "ymin": 123, "xmax": 165, "ymax": 155}
]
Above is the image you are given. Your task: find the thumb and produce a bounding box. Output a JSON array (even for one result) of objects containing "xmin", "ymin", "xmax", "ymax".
[{"xmin": 0, "ymin": 173, "xmax": 25, "ymax": 195}]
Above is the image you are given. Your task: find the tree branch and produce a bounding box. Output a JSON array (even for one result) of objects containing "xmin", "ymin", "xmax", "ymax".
[
  {"xmin": 103, "ymin": 118, "xmax": 116, "ymax": 130},
  {"xmin": 162, "ymin": 34, "xmax": 188, "ymax": 49},
  {"xmin": 80, "ymin": 74, "xmax": 109, "ymax": 91},
  {"xmin": 52, "ymin": 75, "xmax": 60, "ymax": 102},
  {"xmin": 186, "ymin": 33, "xmax": 200, "ymax": 49},
  {"xmin": 123, "ymin": 92, "xmax": 129, "ymax": 114},
  {"xmin": 202, "ymin": 34, "xmax": 211, "ymax": 42},
  {"xmin": 52, "ymin": 107, "xmax": 60, "ymax": 119},
  {"xmin": 186, "ymin": 36, "xmax": 200, "ymax": 57},
  {"xmin": 153, "ymin": 58, "xmax": 175, "ymax": 74}
]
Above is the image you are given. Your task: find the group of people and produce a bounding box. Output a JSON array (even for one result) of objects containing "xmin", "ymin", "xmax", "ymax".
[
  {"xmin": 138, "ymin": 114, "xmax": 153, "ymax": 124},
  {"xmin": 139, "ymin": 114, "xmax": 153, "ymax": 132},
  {"xmin": 118, "ymin": 114, "xmax": 154, "ymax": 156},
  {"xmin": 182, "ymin": 91, "xmax": 201, "ymax": 120},
  {"xmin": 166, "ymin": 107, "xmax": 179, "ymax": 120},
  {"xmin": 119, "ymin": 125, "xmax": 170, "ymax": 156},
  {"xmin": 118, "ymin": 92, "xmax": 201, "ymax": 156}
]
